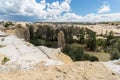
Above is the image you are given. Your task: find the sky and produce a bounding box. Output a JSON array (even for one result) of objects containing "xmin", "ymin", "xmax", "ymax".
[{"xmin": 0, "ymin": 0, "xmax": 120, "ymax": 22}]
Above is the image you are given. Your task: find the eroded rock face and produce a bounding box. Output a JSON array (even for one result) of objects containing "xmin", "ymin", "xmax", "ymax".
[
  {"xmin": 57, "ymin": 31, "xmax": 66, "ymax": 51},
  {"xmin": 1, "ymin": 27, "xmax": 30, "ymax": 41},
  {"xmin": 0, "ymin": 34, "xmax": 71, "ymax": 71},
  {"xmin": 15, "ymin": 28, "xmax": 30, "ymax": 41},
  {"xmin": 0, "ymin": 62, "xmax": 120, "ymax": 80}
]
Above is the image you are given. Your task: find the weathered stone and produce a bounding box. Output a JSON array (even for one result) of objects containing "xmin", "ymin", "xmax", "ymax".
[
  {"xmin": 0, "ymin": 62, "xmax": 120, "ymax": 80},
  {"xmin": 57, "ymin": 31, "xmax": 66, "ymax": 51}
]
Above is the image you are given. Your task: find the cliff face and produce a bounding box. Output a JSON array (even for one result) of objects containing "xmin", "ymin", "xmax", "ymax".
[
  {"xmin": 3, "ymin": 28, "xmax": 29, "ymax": 41},
  {"xmin": 15, "ymin": 28, "xmax": 30, "ymax": 41},
  {"xmin": 0, "ymin": 30, "xmax": 73, "ymax": 71},
  {"xmin": 0, "ymin": 28, "xmax": 120, "ymax": 80}
]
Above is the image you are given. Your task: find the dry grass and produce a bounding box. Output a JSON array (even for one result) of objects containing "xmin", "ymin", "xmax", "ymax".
[
  {"xmin": 69, "ymin": 43, "xmax": 111, "ymax": 61},
  {"xmin": 85, "ymin": 51, "xmax": 111, "ymax": 61}
]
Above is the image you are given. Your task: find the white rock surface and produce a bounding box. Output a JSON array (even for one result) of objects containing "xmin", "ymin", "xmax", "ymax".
[
  {"xmin": 1, "ymin": 30, "xmax": 120, "ymax": 75},
  {"xmin": 38, "ymin": 46, "xmax": 61, "ymax": 59},
  {"xmin": 0, "ymin": 30, "xmax": 5, "ymax": 36},
  {"xmin": 0, "ymin": 35, "xmax": 64, "ymax": 71},
  {"xmin": 103, "ymin": 59, "xmax": 120, "ymax": 74}
]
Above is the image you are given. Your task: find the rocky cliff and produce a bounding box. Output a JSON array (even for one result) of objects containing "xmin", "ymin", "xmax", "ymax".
[
  {"xmin": 0, "ymin": 30, "xmax": 73, "ymax": 71},
  {"xmin": 0, "ymin": 29, "xmax": 120, "ymax": 80}
]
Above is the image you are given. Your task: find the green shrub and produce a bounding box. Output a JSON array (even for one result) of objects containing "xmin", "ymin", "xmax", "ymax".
[
  {"xmin": 90, "ymin": 56, "xmax": 99, "ymax": 61},
  {"xmin": 64, "ymin": 45, "xmax": 99, "ymax": 61},
  {"xmin": 44, "ymin": 41, "xmax": 57, "ymax": 48},
  {"xmin": 4, "ymin": 22, "xmax": 13, "ymax": 28},
  {"xmin": 96, "ymin": 38, "xmax": 105, "ymax": 47},
  {"xmin": 82, "ymin": 53, "xmax": 91, "ymax": 60},
  {"xmin": 30, "ymin": 39, "xmax": 41, "ymax": 46},
  {"xmin": 74, "ymin": 46, "xmax": 84, "ymax": 61},
  {"xmin": 86, "ymin": 31, "xmax": 96, "ymax": 51},
  {"xmin": 2, "ymin": 57, "xmax": 10, "ymax": 65},
  {"xmin": 110, "ymin": 48, "xmax": 120, "ymax": 60}
]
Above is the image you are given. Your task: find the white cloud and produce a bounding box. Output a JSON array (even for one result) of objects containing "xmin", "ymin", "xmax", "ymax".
[
  {"xmin": 82, "ymin": 13, "xmax": 120, "ymax": 22},
  {"xmin": 46, "ymin": 13, "xmax": 120, "ymax": 22},
  {"xmin": 0, "ymin": 0, "xmax": 71, "ymax": 20},
  {"xmin": 0, "ymin": 0, "xmax": 120, "ymax": 22},
  {"xmin": 97, "ymin": 3, "xmax": 110, "ymax": 14}
]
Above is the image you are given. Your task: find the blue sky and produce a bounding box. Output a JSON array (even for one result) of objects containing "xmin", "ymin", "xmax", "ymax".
[
  {"xmin": 0, "ymin": 0, "xmax": 120, "ymax": 22},
  {"xmin": 71, "ymin": 0, "xmax": 120, "ymax": 15}
]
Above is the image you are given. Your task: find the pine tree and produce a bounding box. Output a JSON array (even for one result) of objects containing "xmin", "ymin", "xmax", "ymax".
[
  {"xmin": 79, "ymin": 28, "xmax": 85, "ymax": 44},
  {"xmin": 105, "ymin": 31, "xmax": 114, "ymax": 47},
  {"xmin": 86, "ymin": 30, "xmax": 96, "ymax": 51}
]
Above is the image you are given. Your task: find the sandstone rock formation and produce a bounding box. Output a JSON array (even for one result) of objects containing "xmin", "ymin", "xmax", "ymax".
[
  {"xmin": 57, "ymin": 31, "xmax": 66, "ymax": 51},
  {"xmin": 15, "ymin": 28, "xmax": 30, "ymax": 41},
  {"xmin": 0, "ymin": 62, "xmax": 120, "ymax": 80},
  {"xmin": 0, "ymin": 30, "xmax": 72, "ymax": 71},
  {"xmin": 2, "ymin": 28, "xmax": 30, "ymax": 41},
  {"xmin": 38, "ymin": 46, "xmax": 73, "ymax": 64},
  {"xmin": 0, "ymin": 25, "xmax": 120, "ymax": 80}
]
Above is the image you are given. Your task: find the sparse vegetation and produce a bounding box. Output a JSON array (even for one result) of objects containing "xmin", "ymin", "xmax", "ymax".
[
  {"xmin": 64, "ymin": 45, "xmax": 99, "ymax": 61},
  {"xmin": 4, "ymin": 22, "xmax": 13, "ymax": 28},
  {"xmin": 79, "ymin": 28, "xmax": 85, "ymax": 44},
  {"xmin": 26, "ymin": 22, "xmax": 120, "ymax": 61},
  {"xmin": 2, "ymin": 57, "xmax": 10, "ymax": 65},
  {"xmin": 86, "ymin": 30, "xmax": 96, "ymax": 51},
  {"xmin": 85, "ymin": 51, "xmax": 111, "ymax": 61},
  {"xmin": 110, "ymin": 48, "xmax": 120, "ymax": 60}
]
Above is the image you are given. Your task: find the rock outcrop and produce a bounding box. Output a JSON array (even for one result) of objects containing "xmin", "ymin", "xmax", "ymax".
[
  {"xmin": 0, "ymin": 28, "xmax": 120, "ymax": 80},
  {"xmin": 1, "ymin": 26, "xmax": 30, "ymax": 41},
  {"xmin": 0, "ymin": 62, "xmax": 120, "ymax": 80},
  {"xmin": 0, "ymin": 30, "xmax": 72, "ymax": 71},
  {"xmin": 39, "ymin": 46, "xmax": 73, "ymax": 64},
  {"xmin": 103, "ymin": 59, "xmax": 120, "ymax": 74},
  {"xmin": 15, "ymin": 28, "xmax": 30, "ymax": 41},
  {"xmin": 57, "ymin": 31, "xmax": 66, "ymax": 51}
]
